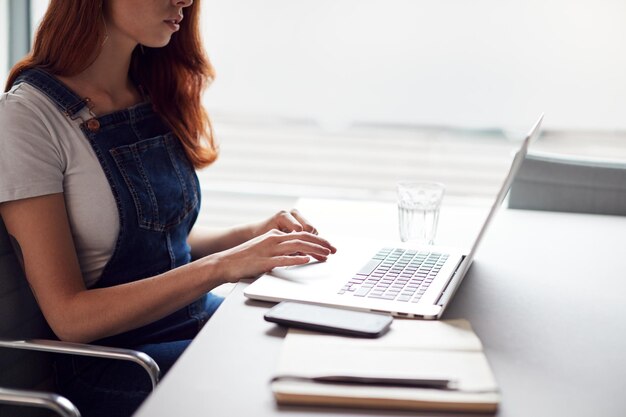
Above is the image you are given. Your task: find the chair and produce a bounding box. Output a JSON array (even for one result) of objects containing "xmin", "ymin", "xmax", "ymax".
[
  {"xmin": 0, "ymin": 217, "xmax": 160, "ymax": 417},
  {"xmin": 508, "ymin": 152, "xmax": 626, "ymax": 215}
]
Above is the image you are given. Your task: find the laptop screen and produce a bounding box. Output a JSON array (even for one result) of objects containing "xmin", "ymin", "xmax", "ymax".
[{"xmin": 450, "ymin": 114, "xmax": 544, "ymax": 281}]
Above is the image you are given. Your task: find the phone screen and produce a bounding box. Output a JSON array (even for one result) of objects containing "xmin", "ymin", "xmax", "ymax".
[{"xmin": 264, "ymin": 301, "xmax": 393, "ymax": 337}]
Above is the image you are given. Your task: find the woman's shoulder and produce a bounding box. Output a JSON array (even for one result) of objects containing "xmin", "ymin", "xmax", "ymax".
[
  {"xmin": 1, "ymin": 82, "xmax": 55, "ymax": 121},
  {"xmin": 0, "ymin": 83, "xmax": 67, "ymax": 204},
  {"xmin": 0, "ymin": 81, "xmax": 71, "ymax": 145},
  {"xmin": 0, "ymin": 82, "xmax": 64, "ymax": 158}
]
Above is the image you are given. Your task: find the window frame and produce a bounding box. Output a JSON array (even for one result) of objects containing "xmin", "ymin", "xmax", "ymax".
[
  {"xmin": 8, "ymin": 0, "xmax": 31, "ymax": 69},
  {"xmin": 0, "ymin": 0, "xmax": 9, "ymax": 83}
]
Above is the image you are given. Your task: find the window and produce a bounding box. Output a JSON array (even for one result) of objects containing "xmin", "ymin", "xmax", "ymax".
[
  {"xmin": 2, "ymin": 0, "xmax": 37, "ymax": 85},
  {"xmin": 30, "ymin": 0, "xmax": 47, "ymax": 39},
  {"xmin": 197, "ymin": 1, "xmax": 626, "ymax": 227}
]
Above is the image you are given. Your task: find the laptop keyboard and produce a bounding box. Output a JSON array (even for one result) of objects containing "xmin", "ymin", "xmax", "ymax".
[{"xmin": 337, "ymin": 248, "xmax": 449, "ymax": 303}]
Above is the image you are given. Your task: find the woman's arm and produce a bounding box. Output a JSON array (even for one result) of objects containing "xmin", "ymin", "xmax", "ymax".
[{"xmin": 0, "ymin": 195, "xmax": 335, "ymax": 344}]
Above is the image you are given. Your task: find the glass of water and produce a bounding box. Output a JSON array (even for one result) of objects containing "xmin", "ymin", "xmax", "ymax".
[{"xmin": 397, "ymin": 181, "xmax": 445, "ymax": 244}]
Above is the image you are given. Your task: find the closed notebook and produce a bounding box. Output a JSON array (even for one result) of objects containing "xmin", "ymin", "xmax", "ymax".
[{"xmin": 271, "ymin": 319, "xmax": 499, "ymax": 413}]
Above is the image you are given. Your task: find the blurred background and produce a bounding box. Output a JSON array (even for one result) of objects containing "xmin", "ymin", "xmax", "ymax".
[{"xmin": 3, "ymin": 0, "xmax": 625, "ymax": 227}]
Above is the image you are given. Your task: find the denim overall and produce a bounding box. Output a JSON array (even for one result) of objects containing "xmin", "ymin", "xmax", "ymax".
[{"xmin": 14, "ymin": 68, "xmax": 222, "ymax": 416}]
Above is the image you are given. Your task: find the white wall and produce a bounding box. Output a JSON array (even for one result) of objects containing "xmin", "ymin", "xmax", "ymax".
[{"xmin": 201, "ymin": 0, "xmax": 626, "ymax": 131}]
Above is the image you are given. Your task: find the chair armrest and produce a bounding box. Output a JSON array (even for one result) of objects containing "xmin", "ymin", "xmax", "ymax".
[
  {"xmin": 0, "ymin": 386, "xmax": 80, "ymax": 417},
  {"xmin": 0, "ymin": 338, "xmax": 160, "ymax": 389}
]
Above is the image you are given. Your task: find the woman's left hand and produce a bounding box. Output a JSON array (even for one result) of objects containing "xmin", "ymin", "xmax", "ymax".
[{"xmin": 251, "ymin": 209, "xmax": 319, "ymax": 238}]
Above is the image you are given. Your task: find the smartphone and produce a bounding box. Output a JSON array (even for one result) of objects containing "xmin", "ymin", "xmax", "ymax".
[{"xmin": 264, "ymin": 301, "xmax": 393, "ymax": 338}]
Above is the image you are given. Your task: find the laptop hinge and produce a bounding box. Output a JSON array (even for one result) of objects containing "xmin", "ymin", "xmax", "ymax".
[{"xmin": 435, "ymin": 256, "xmax": 467, "ymax": 307}]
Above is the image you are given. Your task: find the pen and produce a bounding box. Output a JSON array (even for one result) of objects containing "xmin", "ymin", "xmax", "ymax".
[{"xmin": 271, "ymin": 375, "xmax": 453, "ymax": 389}]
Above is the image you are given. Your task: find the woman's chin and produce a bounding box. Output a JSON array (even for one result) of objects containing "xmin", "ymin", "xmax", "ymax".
[{"xmin": 140, "ymin": 36, "xmax": 174, "ymax": 49}]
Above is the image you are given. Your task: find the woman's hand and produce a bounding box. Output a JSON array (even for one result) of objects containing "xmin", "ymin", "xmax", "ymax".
[
  {"xmin": 188, "ymin": 209, "xmax": 329, "ymax": 261},
  {"xmin": 208, "ymin": 229, "xmax": 337, "ymax": 283},
  {"xmin": 250, "ymin": 209, "xmax": 319, "ymax": 238}
]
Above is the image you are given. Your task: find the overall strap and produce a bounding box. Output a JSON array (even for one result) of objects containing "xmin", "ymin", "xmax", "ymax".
[{"xmin": 14, "ymin": 68, "xmax": 87, "ymax": 119}]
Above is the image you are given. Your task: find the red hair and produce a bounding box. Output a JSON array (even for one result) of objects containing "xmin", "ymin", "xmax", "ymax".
[{"xmin": 4, "ymin": 0, "xmax": 218, "ymax": 168}]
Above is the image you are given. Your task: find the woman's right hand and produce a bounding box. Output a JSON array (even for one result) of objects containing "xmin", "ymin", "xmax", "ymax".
[{"xmin": 207, "ymin": 229, "xmax": 337, "ymax": 283}]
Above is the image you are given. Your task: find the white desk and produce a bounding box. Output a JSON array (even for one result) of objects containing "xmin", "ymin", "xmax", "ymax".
[{"xmin": 134, "ymin": 198, "xmax": 626, "ymax": 417}]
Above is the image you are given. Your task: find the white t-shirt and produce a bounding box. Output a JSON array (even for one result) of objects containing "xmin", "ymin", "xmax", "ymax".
[{"xmin": 0, "ymin": 82, "xmax": 119, "ymax": 288}]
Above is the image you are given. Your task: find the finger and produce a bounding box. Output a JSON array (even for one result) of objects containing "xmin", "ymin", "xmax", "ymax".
[
  {"xmin": 307, "ymin": 253, "xmax": 328, "ymax": 262},
  {"xmin": 289, "ymin": 209, "xmax": 317, "ymax": 235},
  {"xmin": 276, "ymin": 210, "xmax": 304, "ymax": 233},
  {"xmin": 267, "ymin": 230, "xmax": 337, "ymax": 255},
  {"xmin": 268, "ymin": 255, "xmax": 312, "ymax": 270},
  {"xmin": 289, "ymin": 231, "xmax": 337, "ymax": 254},
  {"xmin": 277, "ymin": 240, "xmax": 331, "ymax": 257},
  {"xmin": 287, "ymin": 251, "xmax": 328, "ymax": 263}
]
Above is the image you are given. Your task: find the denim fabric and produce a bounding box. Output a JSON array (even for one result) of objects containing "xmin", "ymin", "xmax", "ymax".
[
  {"xmin": 54, "ymin": 292, "xmax": 224, "ymax": 417},
  {"xmin": 15, "ymin": 68, "xmax": 224, "ymax": 417}
]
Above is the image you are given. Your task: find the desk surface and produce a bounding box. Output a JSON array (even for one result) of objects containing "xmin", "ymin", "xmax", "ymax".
[{"xmin": 134, "ymin": 199, "xmax": 626, "ymax": 417}]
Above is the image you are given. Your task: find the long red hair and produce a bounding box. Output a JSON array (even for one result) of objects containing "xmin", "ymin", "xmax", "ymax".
[{"xmin": 4, "ymin": 0, "xmax": 218, "ymax": 168}]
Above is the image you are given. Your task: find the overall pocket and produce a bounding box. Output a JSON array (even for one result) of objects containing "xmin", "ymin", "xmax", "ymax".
[{"xmin": 109, "ymin": 133, "xmax": 199, "ymax": 231}]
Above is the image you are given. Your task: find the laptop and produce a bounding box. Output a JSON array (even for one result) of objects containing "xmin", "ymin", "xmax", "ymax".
[{"xmin": 245, "ymin": 115, "xmax": 544, "ymax": 319}]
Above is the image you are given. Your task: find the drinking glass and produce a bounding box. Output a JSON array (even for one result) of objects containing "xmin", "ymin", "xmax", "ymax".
[{"xmin": 397, "ymin": 181, "xmax": 445, "ymax": 244}]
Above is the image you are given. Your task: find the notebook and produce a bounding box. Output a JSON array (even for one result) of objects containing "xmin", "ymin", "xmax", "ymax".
[
  {"xmin": 271, "ymin": 319, "xmax": 499, "ymax": 412},
  {"xmin": 245, "ymin": 115, "xmax": 543, "ymax": 319}
]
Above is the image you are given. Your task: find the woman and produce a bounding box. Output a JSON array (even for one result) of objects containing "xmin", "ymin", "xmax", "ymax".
[{"xmin": 0, "ymin": 1, "xmax": 336, "ymax": 416}]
